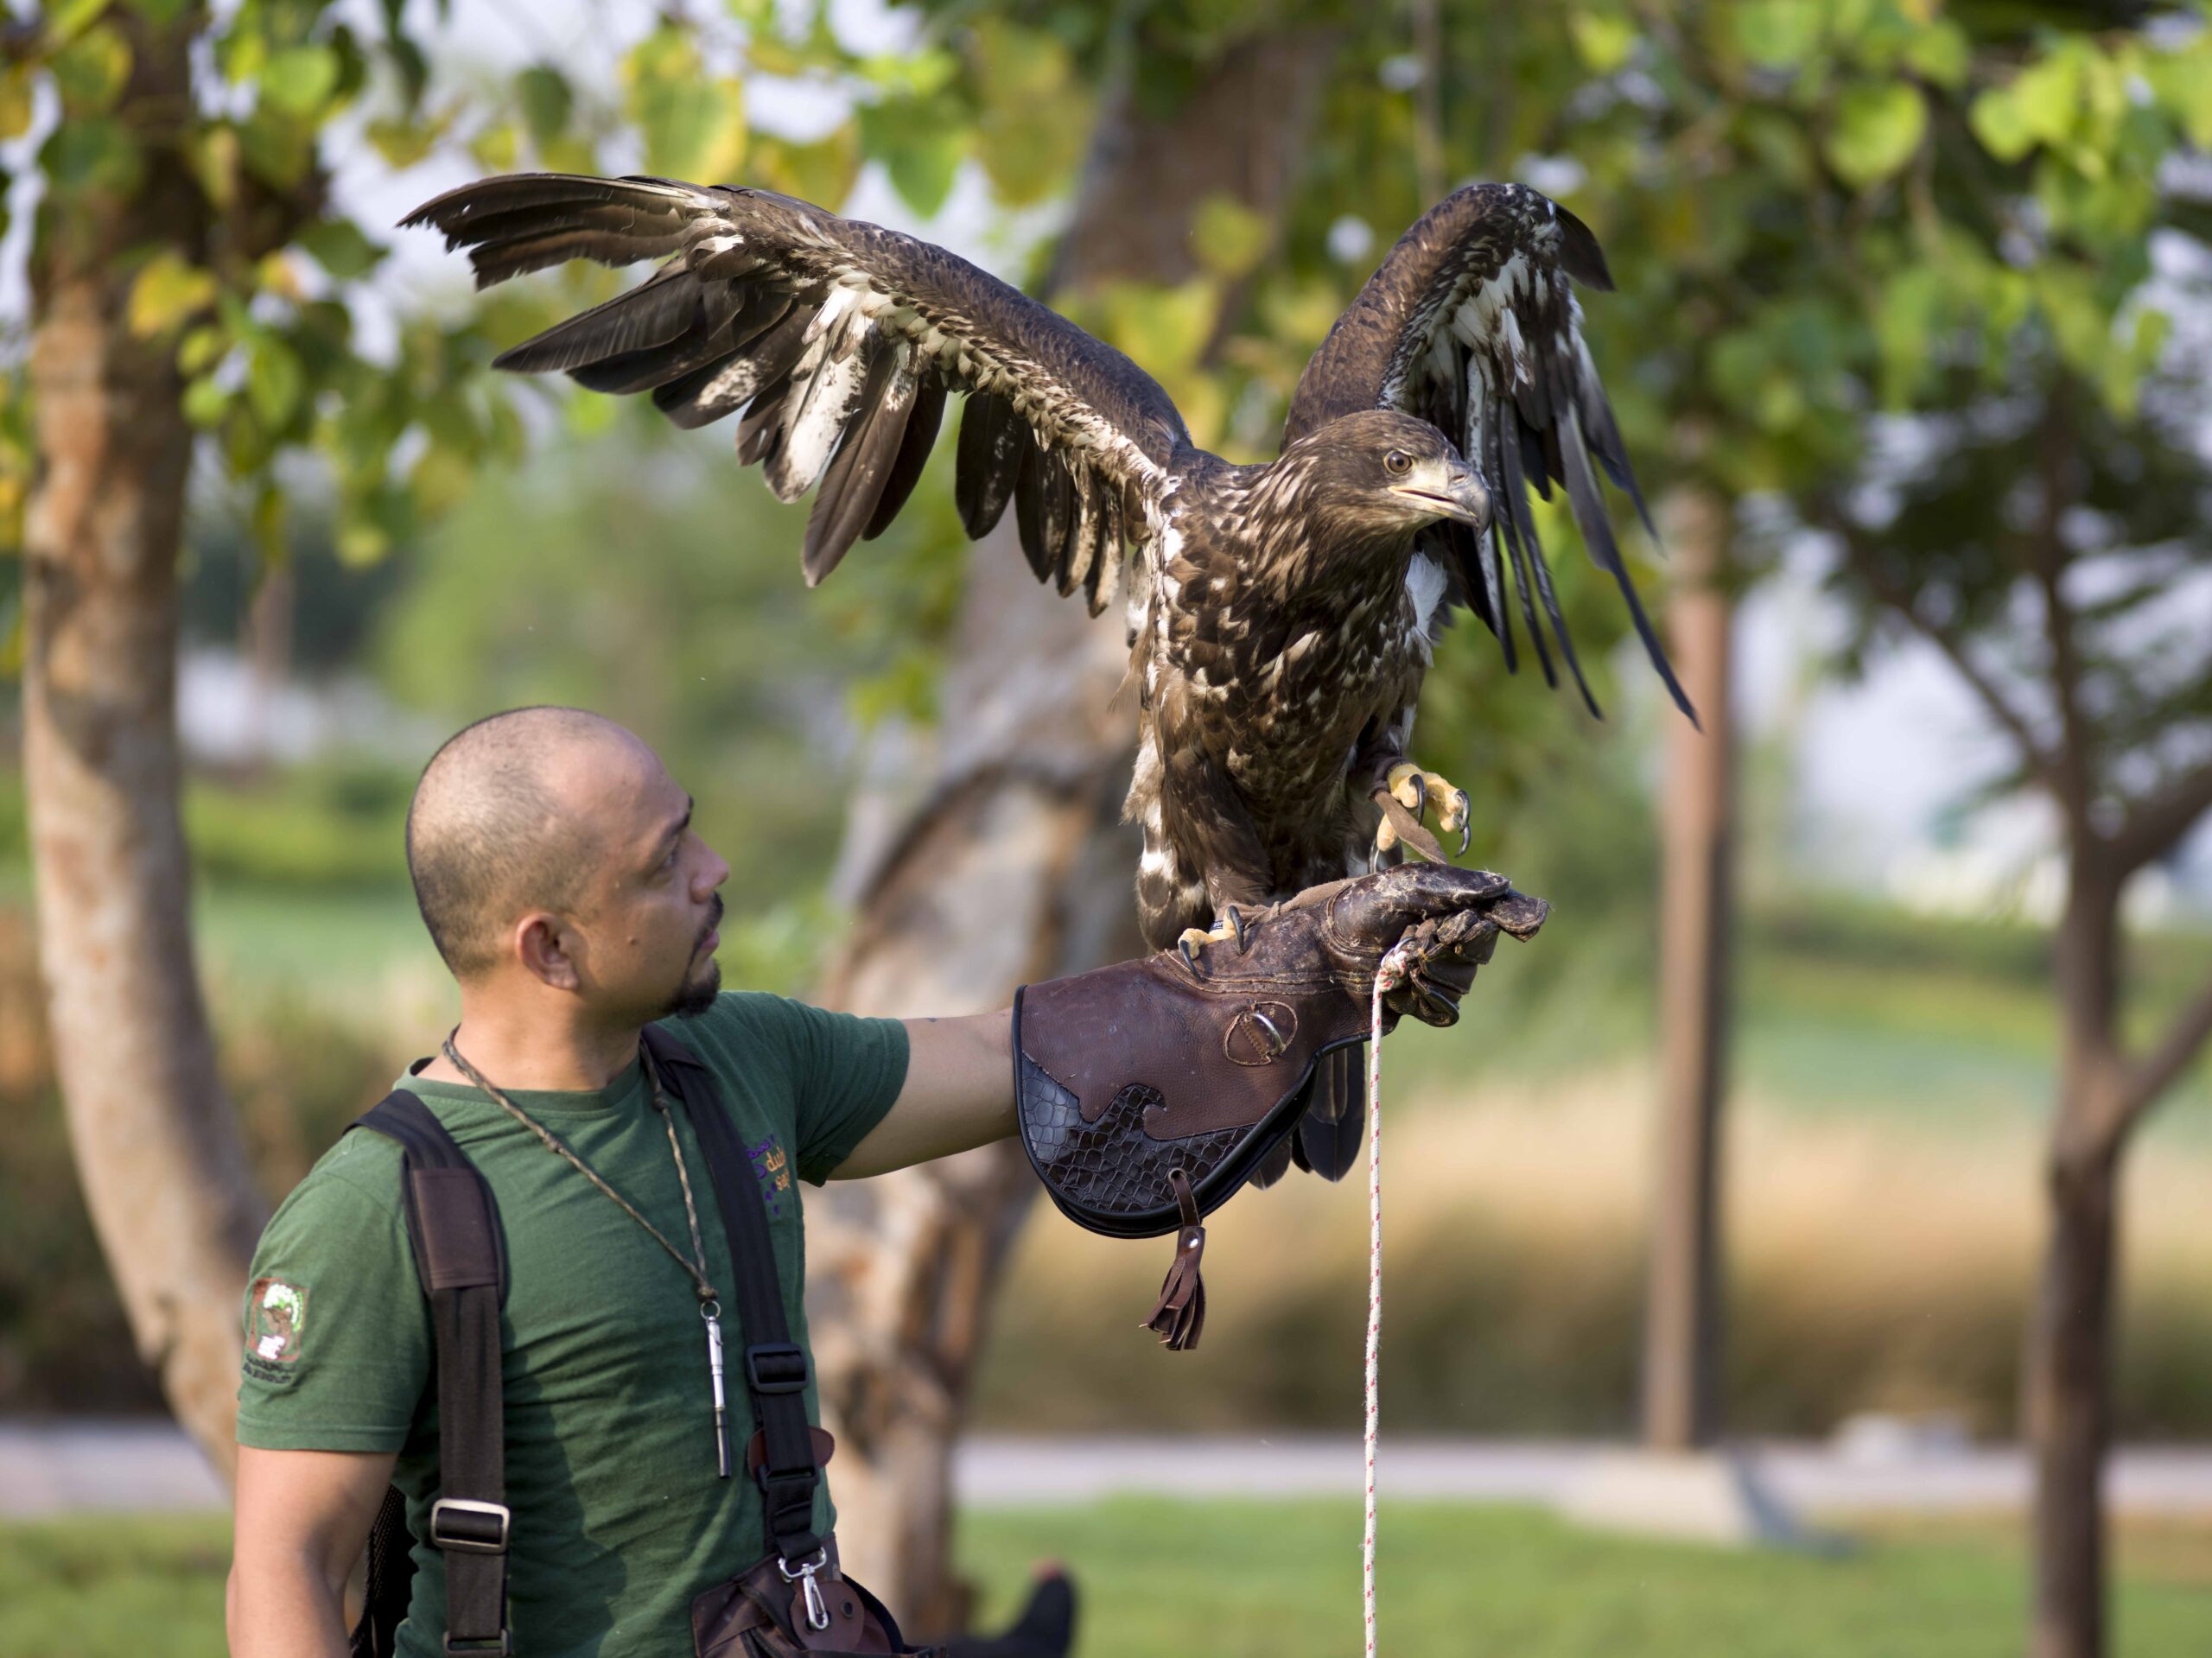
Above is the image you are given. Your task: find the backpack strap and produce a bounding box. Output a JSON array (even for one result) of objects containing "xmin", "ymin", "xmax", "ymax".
[
  {"xmin": 640, "ymin": 1026, "xmax": 823, "ymax": 1570},
  {"xmin": 353, "ymin": 1090, "xmax": 512, "ymax": 1658}
]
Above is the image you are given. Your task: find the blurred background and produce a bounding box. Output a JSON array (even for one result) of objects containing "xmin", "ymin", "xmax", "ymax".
[{"xmin": 2, "ymin": 0, "xmax": 2209, "ymax": 1654}]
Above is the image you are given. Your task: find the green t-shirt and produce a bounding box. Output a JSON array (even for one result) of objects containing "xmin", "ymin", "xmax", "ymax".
[{"xmin": 236, "ymin": 992, "xmax": 909, "ymax": 1658}]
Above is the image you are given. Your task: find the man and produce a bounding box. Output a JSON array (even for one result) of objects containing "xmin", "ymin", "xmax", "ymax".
[{"xmin": 227, "ymin": 707, "xmax": 1511, "ymax": 1657}]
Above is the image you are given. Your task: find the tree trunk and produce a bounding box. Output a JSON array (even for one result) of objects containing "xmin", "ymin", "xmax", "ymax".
[
  {"xmin": 2027, "ymin": 865, "xmax": 2127, "ymax": 1658},
  {"xmin": 804, "ymin": 31, "xmax": 1338, "ymax": 1634},
  {"xmin": 2027, "ymin": 1140, "xmax": 2120, "ymax": 1658},
  {"xmin": 22, "ymin": 13, "xmax": 267, "ymax": 1477},
  {"xmin": 1642, "ymin": 486, "xmax": 1733, "ymax": 1452}
]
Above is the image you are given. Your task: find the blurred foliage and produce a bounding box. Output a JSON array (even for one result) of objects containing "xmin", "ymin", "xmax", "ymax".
[
  {"xmin": 0, "ymin": 905, "xmax": 393, "ymax": 1414},
  {"xmin": 178, "ymin": 501, "xmax": 413, "ymax": 664}
]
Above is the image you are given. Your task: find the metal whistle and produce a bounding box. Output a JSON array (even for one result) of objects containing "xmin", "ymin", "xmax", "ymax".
[{"xmin": 702, "ymin": 1303, "xmax": 730, "ymax": 1479}]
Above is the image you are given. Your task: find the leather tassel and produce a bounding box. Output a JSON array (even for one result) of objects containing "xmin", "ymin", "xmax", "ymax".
[{"xmin": 1142, "ymin": 1169, "xmax": 1208, "ymax": 1351}]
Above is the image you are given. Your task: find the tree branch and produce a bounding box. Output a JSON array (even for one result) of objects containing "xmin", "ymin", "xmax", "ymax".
[
  {"xmin": 2110, "ymin": 758, "xmax": 2212, "ymax": 878},
  {"xmin": 1827, "ymin": 518, "xmax": 2061, "ymax": 788},
  {"xmin": 2031, "ymin": 399, "xmax": 2095, "ymax": 842},
  {"xmin": 2117, "ymin": 967, "xmax": 2212, "ymax": 1135}
]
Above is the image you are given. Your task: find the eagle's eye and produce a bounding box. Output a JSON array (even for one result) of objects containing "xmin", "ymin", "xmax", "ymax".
[{"xmin": 1384, "ymin": 449, "xmax": 1413, "ymax": 476}]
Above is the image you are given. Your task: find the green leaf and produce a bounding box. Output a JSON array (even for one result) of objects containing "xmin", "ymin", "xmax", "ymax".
[
  {"xmin": 246, "ymin": 335, "xmax": 305, "ymax": 429},
  {"xmin": 1732, "ymin": 0, "xmax": 1824, "ymax": 70},
  {"xmin": 261, "ymin": 44, "xmax": 341, "ymax": 118},
  {"xmin": 41, "ymin": 117, "xmax": 143, "ymax": 199},
  {"xmin": 118, "ymin": 0, "xmax": 194, "ymax": 24},
  {"xmin": 367, "ymin": 103, "xmax": 454, "ymax": 169},
  {"xmin": 517, "ymin": 64, "xmax": 571, "ymax": 147},
  {"xmin": 469, "ymin": 120, "xmax": 518, "ymax": 173},
  {"xmin": 296, "ymin": 218, "xmax": 385, "ymax": 281},
  {"xmin": 178, "ymin": 324, "xmax": 228, "ymax": 376},
  {"xmin": 0, "ymin": 66, "xmax": 35, "ymax": 142},
  {"xmin": 1902, "ymin": 19, "xmax": 1969, "ymax": 90},
  {"xmin": 751, "ymin": 127, "xmax": 859, "ymax": 211},
  {"xmin": 51, "ymin": 23, "xmax": 131, "ymax": 117},
  {"xmin": 1825, "ymin": 81, "xmax": 1925, "ymax": 188},
  {"xmin": 626, "ymin": 29, "xmax": 747, "ymax": 183},
  {"xmin": 128, "ymin": 251, "xmax": 219, "ymax": 337},
  {"xmin": 2143, "ymin": 40, "xmax": 2212, "ymax": 150},
  {"xmin": 182, "ymin": 374, "xmax": 230, "ymax": 429},
  {"xmin": 237, "ymin": 105, "xmax": 314, "ymax": 188},
  {"xmin": 1568, "ymin": 11, "xmax": 1637, "ymax": 75},
  {"xmin": 1968, "ymin": 86, "xmax": 2037, "ymax": 163},
  {"xmin": 409, "ymin": 445, "xmax": 474, "ymax": 518},
  {"xmin": 44, "ymin": 0, "xmax": 113, "ymax": 47},
  {"xmin": 886, "ymin": 130, "xmax": 962, "ymax": 219},
  {"xmin": 2012, "ymin": 47, "xmax": 2082, "ymax": 148},
  {"xmin": 1191, "ymin": 194, "xmax": 1271, "ymax": 280},
  {"xmin": 857, "ymin": 98, "xmax": 964, "ymax": 219}
]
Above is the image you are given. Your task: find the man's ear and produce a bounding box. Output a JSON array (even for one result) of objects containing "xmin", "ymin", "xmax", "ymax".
[{"xmin": 516, "ymin": 913, "xmax": 581, "ymax": 991}]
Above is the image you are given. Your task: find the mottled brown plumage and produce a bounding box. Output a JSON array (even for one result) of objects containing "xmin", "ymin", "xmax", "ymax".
[{"xmin": 405, "ymin": 171, "xmax": 1690, "ymax": 1181}]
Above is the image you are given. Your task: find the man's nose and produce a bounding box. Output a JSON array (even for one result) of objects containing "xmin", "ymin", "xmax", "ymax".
[{"xmin": 696, "ymin": 846, "xmax": 731, "ymax": 895}]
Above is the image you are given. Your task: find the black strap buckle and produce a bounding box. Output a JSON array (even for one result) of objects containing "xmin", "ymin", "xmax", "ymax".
[
  {"xmin": 429, "ymin": 1496, "xmax": 512, "ymax": 1555},
  {"xmin": 744, "ymin": 1342, "xmax": 809, "ymax": 1395},
  {"xmin": 443, "ymin": 1637, "xmax": 512, "ymax": 1657}
]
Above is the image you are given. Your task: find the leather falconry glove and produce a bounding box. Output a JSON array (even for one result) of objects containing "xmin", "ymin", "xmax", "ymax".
[{"xmin": 1012, "ymin": 863, "xmax": 1547, "ymax": 1349}]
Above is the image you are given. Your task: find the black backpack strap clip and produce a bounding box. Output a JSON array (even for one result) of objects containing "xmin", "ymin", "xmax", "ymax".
[
  {"xmin": 640, "ymin": 1025, "xmax": 826, "ymax": 1569},
  {"xmin": 350, "ymin": 1090, "xmax": 512, "ymax": 1658}
]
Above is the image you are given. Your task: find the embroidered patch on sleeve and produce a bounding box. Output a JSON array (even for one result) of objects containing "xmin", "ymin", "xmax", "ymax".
[
  {"xmin": 245, "ymin": 1277, "xmax": 309, "ymax": 1374},
  {"xmin": 747, "ymin": 1137, "xmax": 792, "ymax": 1217}
]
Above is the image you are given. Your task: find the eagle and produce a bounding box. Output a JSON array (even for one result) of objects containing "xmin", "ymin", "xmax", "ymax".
[{"xmin": 404, "ymin": 172, "xmax": 1693, "ymax": 1181}]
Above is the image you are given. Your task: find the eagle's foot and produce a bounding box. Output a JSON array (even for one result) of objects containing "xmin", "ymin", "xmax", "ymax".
[
  {"xmin": 1374, "ymin": 762, "xmax": 1471, "ymax": 860},
  {"xmin": 1176, "ymin": 905, "xmax": 1253, "ymax": 975}
]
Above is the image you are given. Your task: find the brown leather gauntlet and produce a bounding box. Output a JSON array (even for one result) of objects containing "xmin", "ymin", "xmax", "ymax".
[{"xmin": 1012, "ymin": 866, "xmax": 1546, "ymax": 1344}]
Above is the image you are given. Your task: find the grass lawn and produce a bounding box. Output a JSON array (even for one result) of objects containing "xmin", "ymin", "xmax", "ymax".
[{"xmin": 8, "ymin": 1502, "xmax": 2207, "ymax": 1658}]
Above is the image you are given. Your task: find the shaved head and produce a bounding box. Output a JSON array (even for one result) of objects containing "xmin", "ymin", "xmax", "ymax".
[{"xmin": 406, "ymin": 707, "xmax": 649, "ymax": 980}]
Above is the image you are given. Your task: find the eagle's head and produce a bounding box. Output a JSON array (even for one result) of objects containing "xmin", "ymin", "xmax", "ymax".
[{"xmin": 1274, "ymin": 410, "xmax": 1491, "ymax": 540}]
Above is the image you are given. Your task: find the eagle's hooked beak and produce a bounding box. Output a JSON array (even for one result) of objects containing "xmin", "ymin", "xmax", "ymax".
[{"xmin": 1390, "ymin": 466, "xmax": 1491, "ymax": 531}]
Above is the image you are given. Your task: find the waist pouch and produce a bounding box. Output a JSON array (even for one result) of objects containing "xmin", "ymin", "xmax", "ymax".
[{"xmin": 693, "ymin": 1535, "xmax": 928, "ymax": 1657}]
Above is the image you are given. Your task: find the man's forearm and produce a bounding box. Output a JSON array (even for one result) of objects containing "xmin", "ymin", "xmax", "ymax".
[
  {"xmin": 835, "ymin": 1009, "xmax": 1015, "ymax": 1177},
  {"xmin": 226, "ymin": 1553, "xmax": 353, "ymax": 1658}
]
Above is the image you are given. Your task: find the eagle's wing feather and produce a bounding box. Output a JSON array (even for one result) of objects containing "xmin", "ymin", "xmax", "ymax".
[
  {"xmin": 1285, "ymin": 182, "xmax": 1694, "ymax": 722},
  {"xmin": 403, "ymin": 173, "xmax": 1189, "ymax": 615}
]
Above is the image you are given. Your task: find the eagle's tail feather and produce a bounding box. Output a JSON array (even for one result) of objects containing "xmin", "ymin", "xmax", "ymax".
[
  {"xmin": 1248, "ymin": 1132, "xmax": 1297, "ymax": 1191},
  {"xmin": 1294, "ymin": 1046, "xmax": 1366, "ymax": 1183}
]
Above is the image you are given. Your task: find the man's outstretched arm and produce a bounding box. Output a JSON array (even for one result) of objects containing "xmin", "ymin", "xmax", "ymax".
[
  {"xmin": 831, "ymin": 1009, "xmax": 1015, "ymax": 1178},
  {"xmin": 229, "ymin": 1444, "xmax": 395, "ymax": 1658}
]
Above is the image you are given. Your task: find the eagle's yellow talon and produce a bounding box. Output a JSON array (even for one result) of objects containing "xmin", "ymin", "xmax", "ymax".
[
  {"xmin": 1377, "ymin": 762, "xmax": 1473, "ymax": 861},
  {"xmin": 1386, "ymin": 761, "xmax": 1428, "ymax": 816},
  {"xmin": 1177, "ymin": 918, "xmax": 1242, "ymax": 974}
]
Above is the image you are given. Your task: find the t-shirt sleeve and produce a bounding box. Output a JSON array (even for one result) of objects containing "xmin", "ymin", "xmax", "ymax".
[
  {"xmin": 772, "ymin": 996, "xmax": 911, "ymax": 1185},
  {"xmin": 235, "ymin": 1134, "xmax": 431, "ymax": 1454}
]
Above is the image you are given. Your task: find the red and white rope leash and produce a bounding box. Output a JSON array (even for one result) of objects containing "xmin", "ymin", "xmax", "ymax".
[{"xmin": 1363, "ymin": 941, "xmax": 1417, "ymax": 1658}]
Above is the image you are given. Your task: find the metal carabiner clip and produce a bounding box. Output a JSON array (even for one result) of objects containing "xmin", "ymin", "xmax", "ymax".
[{"xmin": 776, "ymin": 1547, "xmax": 832, "ymax": 1632}]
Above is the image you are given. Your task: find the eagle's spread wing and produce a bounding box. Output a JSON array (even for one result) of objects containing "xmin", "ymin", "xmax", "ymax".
[
  {"xmin": 1285, "ymin": 183, "xmax": 1694, "ymax": 721},
  {"xmin": 402, "ymin": 174, "xmax": 1190, "ymax": 614}
]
